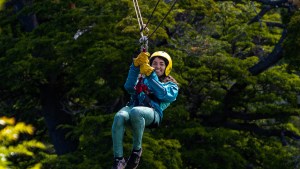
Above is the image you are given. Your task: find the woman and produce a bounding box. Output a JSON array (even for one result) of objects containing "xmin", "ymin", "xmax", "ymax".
[{"xmin": 111, "ymin": 51, "xmax": 179, "ymax": 169}]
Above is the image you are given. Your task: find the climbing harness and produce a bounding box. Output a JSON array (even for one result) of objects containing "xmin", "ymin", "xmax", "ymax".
[
  {"xmin": 133, "ymin": 76, "xmax": 161, "ymax": 129},
  {"xmin": 135, "ymin": 76, "xmax": 149, "ymax": 95}
]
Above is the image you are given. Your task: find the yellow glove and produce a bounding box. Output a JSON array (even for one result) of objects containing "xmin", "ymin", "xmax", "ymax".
[
  {"xmin": 140, "ymin": 63, "xmax": 154, "ymax": 76},
  {"xmin": 133, "ymin": 52, "xmax": 150, "ymax": 67}
]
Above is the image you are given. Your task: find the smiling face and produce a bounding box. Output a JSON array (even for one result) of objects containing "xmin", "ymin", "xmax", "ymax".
[{"xmin": 151, "ymin": 57, "xmax": 166, "ymax": 77}]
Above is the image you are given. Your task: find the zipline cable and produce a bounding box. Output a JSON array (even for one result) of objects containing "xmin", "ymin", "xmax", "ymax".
[
  {"xmin": 148, "ymin": 0, "xmax": 178, "ymax": 39},
  {"xmin": 142, "ymin": 0, "xmax": 161, "ymax": 33}
]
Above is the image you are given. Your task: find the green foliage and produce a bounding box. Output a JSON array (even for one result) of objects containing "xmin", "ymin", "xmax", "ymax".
[
  {"xmin": 284, "ymin": 11, "xmax": 300, "ymax": 70},
  {"xmin": 1, "ymin": 0, "xmax": 300, "ymax": 169},
  {"xmin": 0, "ymin": 116, "xmax": 49, "ymax": 169},
  {"xmin": 0, "ymin": 0, "xmax": 5, "ymax": 10}
]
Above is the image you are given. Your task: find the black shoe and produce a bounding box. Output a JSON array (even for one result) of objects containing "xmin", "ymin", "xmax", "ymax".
[
  {"xmin": 112, "ymin": 157, "xmax": 127, "ymax": 169},
  {"xmin": 125, "ymin": 149, "xmax": 142, "ymax": 169}
]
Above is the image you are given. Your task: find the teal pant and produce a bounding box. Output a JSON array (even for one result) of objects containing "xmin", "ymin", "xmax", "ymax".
[{"xmin": 112, "ymin": 106, "xmax": 160, "ymax": 158}]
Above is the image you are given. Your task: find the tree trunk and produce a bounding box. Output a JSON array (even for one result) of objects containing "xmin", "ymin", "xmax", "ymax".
[{"xmin": 40, "ymin": 83, "xmax": 78, "ymax": 155}]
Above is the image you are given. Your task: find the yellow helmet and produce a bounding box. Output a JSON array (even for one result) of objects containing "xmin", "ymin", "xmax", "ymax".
[{"xmin": 150, "ymin": 51, "xmax": 172, "ymax": 76}]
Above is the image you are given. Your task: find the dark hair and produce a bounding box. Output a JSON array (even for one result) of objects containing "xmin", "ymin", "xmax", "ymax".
[
  {"xmin": 161, "ymin": 75, "xmax": 178, "ymax": 84},
  {"xmin": 150, "ymin": 56, "xmax": 169, "ymax": 67}
]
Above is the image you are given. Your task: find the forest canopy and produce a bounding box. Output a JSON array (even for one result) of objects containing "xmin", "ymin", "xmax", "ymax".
[{"xmin": 0, "ymin": 0, "xmax": 300, "ymax": 168}]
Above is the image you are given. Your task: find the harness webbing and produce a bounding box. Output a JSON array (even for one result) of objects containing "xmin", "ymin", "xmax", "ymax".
[{"xmin": 135, "ymin": 76, "xmax": 149, "ymax": 95}]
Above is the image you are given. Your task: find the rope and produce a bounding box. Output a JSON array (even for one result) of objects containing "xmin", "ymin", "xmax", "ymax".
[{"xmin": 133, "ymin": 0, "xmax": 145, "ymax": 36}]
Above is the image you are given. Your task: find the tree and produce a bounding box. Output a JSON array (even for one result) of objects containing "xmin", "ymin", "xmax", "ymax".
[
  {"xmin": 0, "ymin": 0, "xmax": 80, "ymax": 155},
  {"xmin": 1, "ymin": 0, "xmax": 300, "ymax": 168},
  {"xmin": 165, "ymin": 0, "xmax": 300, "ymax": 168}
]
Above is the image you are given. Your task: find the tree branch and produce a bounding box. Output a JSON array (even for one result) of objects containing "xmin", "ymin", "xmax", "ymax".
[
  {"xmin": 248, "ymin": 29, "xmax": 287, "ymax": 75},
  {"xmin": 248, "ymin": 6, "xmax": 272, "ymax": 25},
  {"xmin": 222, "ymin": 121, "xmax": 300, "ymax": 140},
  {"xmin": 226, "ymin": 111, "xmax": 300, "ymax": 121}
]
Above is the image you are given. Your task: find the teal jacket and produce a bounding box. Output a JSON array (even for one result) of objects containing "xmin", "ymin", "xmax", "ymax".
[{"xmin": 124, "ymin": 64, "xmax": 179, "ymax": 120}]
